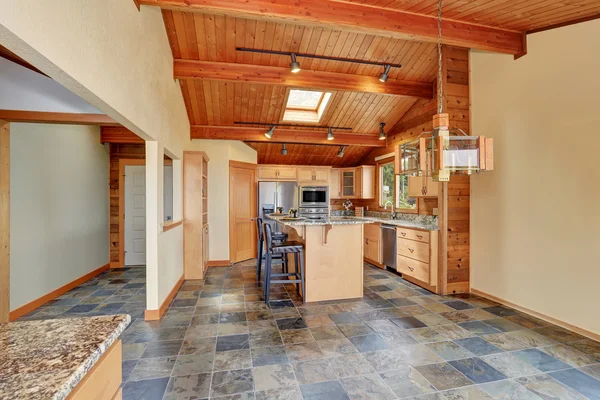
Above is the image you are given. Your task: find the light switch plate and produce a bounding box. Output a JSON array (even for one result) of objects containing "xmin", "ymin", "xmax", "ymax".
[{"xmin": 433, "ymin": 207, "xmax": 438, "ymax": 216}]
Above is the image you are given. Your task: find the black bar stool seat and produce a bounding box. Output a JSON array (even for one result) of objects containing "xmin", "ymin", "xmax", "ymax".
[
  {"xmin": 256, "ymin": 217, "xmax": 288, "ymax": 281},
  {"xmin": 263, "ymin": 223, "xmax": 305, "ymax": 304}
]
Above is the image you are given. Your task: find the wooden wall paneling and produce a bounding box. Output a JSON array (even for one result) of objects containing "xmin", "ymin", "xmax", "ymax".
[
  {"xmin": 0, "ymin": 120, "xmax": 9, "ymax": 322},
  {"xmin": 100, "ymin": 127, "xmax": 144, "ymax": 144}
]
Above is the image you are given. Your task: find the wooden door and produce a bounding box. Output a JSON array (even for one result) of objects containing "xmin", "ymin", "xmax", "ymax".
[
  {"xmin": 124, "ymin": 165, "xmax": 146, "ymax": 265},
  {"xmin": 230, "ymin": 163, "xmax": 257, "ymax": 263},
  {"xmin": 329, "ymin": 169, "xmax": 341, "ymax": 199}
]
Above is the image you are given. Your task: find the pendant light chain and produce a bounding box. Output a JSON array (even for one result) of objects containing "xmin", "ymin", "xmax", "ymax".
[{"xmin": 437, "ymin": 0, "xmax": 444, "ymax": 115}]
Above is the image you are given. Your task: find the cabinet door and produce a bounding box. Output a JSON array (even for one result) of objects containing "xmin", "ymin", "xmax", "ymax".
[
  {"xmin": 341, "ymin": 170, "xmax": 356, "ymax": 197},
  {"xmin": 277, "ymin": 167, "xmax": 297, "ymax": 180},
  {"xmin": 329, "ymin": 169, "xmax": 341, "ymax": 199},
  {"xmin": 360, "ymin": 166, "xmax": 375, "ymax": 199},
  {"xmin": 258, "ymin": 167, "xmax": 279, "ymax": 180},
  {"xmin": 408, "ymin": 176, "xmax": 439, "ymax": 197},
  {"xmin": 314, "ymin": 168, "xmax": 330, "ymax": 183},
  {"xmin": 297, "ymin": 168, "xmax": 314, "ymax": 183},
  {"xmin": 364, "ymin": 238, "xmax": 381, "ymax": 264}
]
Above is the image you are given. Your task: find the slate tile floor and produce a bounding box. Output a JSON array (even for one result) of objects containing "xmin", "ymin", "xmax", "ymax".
[{"xmin": 19, "ymin": 261, "xmax": 600, "ymax": 400}]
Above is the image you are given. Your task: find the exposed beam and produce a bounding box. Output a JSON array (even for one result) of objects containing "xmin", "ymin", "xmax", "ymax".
[
  {"xmin": 139, "ymin": 0, "xmax": 524, "ymax": 55},
  {"xmin": 191, "ymin": 125, "xmax": 385, "ymax": 147},
  {"xmin": 101, "ymin": 126, "xmax": 145, "ymax": 144},
  {"xmin": 0, "ymin": 110, "xmax": 118, "ymax": 126},
  {"xmin": 0, "ymin": 45, "xmax": 48, "ymax": 77},
  {"xmin": 175, "ymin": 60, "xmax": 433, "ymax": 98}
]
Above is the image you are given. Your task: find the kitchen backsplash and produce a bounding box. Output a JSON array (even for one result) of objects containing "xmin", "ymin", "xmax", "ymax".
[{"xmin": 331, "ymin": 208, "xmax": 439, "ymax": 229}]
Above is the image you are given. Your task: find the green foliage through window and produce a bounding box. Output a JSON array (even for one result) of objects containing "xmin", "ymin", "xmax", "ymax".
[
  {"xmin": 396, "ymin": 174, "xmax": 417, "ymax": 210},
  {"xmin": 380, "ymin": 163, "xmax": 395, "ymax": 207}
]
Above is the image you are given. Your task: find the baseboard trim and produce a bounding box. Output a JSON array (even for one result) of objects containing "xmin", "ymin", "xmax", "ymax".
[
  {"xmin": 9, "ymin": 262, "xmax": 110, "ymax": 321},
  {"xmin": 109, "ymin": 262, "xmax": 122, "ymax": 268},
  {"xmin": 144, "ymin": 274, "xmax": 184, "ymax": 321},
  {"xmin": 207, "ymin": 260, "xmax": 231, "ymax": 267},
  {"xmin": 402, "ymin": 274, "xmax": 438, "ymax": 294},
  {"xmin": 471, "ymin": 288, "xmax": 600, "ymax": 342},
  {"xmin": 364, "ymin": 257, "xmax": 385, "ymax": 269}
]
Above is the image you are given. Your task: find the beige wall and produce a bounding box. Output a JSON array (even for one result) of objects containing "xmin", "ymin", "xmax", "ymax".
[
  {"xmin": 0, "ymin": 1, "xmax": 190, "ymax": 311},
  {"xmin": 470, "ymin": 20, "xmax": 600, "ymax": 335},
  {"xmin": 186, "ymin": 140, "xmax": 258, "ymax": 261}
]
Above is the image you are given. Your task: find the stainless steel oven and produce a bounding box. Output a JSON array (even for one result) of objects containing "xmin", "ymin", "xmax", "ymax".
[{"xmin": 299, "ymin": 186, "xmax": 329, "ymax": 208}]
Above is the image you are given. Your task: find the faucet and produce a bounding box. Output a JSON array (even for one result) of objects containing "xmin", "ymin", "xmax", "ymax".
[{"xmin": 384, "ymin": 201, "xmax": 396, "ymax": 219}]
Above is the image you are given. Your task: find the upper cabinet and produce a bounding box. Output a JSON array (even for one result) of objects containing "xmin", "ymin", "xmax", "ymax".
[
  {"xmin": 297, "ymin": 167, "xmax": 330, "ymax": 185},
  {"xmin": 331, "ymin": 166, "xmax": 374, "ymax": 199},
  {"xmin": 407, "ymin": 176, "xmax": 440, "ymax": 198},
  {"xmin": 258, "ymin": 166, "xmax": 297, "ymax": 181}
]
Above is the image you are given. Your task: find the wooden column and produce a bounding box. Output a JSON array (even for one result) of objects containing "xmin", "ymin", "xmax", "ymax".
[{"xmin": 0, "ymin": 120, "xmax": 9, "ymax": 322}]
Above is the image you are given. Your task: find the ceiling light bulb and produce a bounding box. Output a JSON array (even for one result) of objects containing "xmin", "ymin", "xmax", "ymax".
[
  {"xmin": 327, "ymin": 127, "xmax": 334, "ymax": 141},
  {"xmin": 290, "ymin": 53, "xmax": 301, "ymax": 73},
  {"xmin": 265, "ymin": 126, "xmax": 275, "ymax": 139},
  {"xmin": 379, "ymin": 122, "xmax": 387, "ymax": 140},
  {"xmin": 379, "ymin": 65, "xmax": 391, "ymax": 83},
  {"xmin": 337, "ymin": 146, "xmax": 345, "ymax": 158},
  {"xmin": 281, "ymin": 144, "xmax": 287, "ymax": 155}
]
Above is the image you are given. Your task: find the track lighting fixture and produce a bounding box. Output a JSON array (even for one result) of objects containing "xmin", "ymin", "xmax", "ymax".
[
  {"xmin": 264, "ymin": 125, "xmax": 275, "ymax": 139},
  {"xmin": 290, "ymin": 53, "xmax": 301, "ymax": 73},
  {"xmin": 281, "ymin": 144, "xmax": 288, "ymax": 155},
  {"xmin": 337, "ymin": 146, "xmax": 346, "ymax": 158},
  {"xmin": 327, "ymin": 127, "xmax": 334, "ymax": 141},
  {"xmin": 379, "ymin": 65, "xmax": 391, "ymax": 83},
  {"xmin": 379, "ymin": 122, "xmax": 387, "ymax": 140}
]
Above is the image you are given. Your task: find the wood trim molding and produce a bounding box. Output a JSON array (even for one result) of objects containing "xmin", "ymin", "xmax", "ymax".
[
  {"xmin": 0, "ymin": 120, "xmax": 9, "ymax": 322},
  {"xmin": 175, "ymin": 60, "xmax": 434, "ymax": 98},
  {"xmin": 192, "ymin": 125, "xmax": 385, "ymax": 147},
  {"xmin": 101, "ymin": 127, "xmax": 144, "ymax": 144},
  {"xmin": 0, "ymin": 110, "xmax": 118, "ymax": 126},
  {"xmin": 118, "ymin": 159, "xmax": 146, "ymax": 268},
  {"xmin": 145, "ymin": 274, "xmax": 184, "ymax": 321},
  {"xmin": 229, "ymin": 160, "xmax": 258, "ymax": 170},
  {"xmin": 9, "ymin": 263, "xmax": 110, "ymax": 321},
  {"xmin": 139, "ymin": 0, "xmax": 524, "ymax": 55},
  {"xmin": 162, "ymin": 220, "xmax": 183, "ymax": 232},
  {"xmin": 207, "ymin": 260, "xmax": 232, "ymax": 267},
  {"xmin": 471, "ymin": 288, "xmax": 600, "ymax": 342}
]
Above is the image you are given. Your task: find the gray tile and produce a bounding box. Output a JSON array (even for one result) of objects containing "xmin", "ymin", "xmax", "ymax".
[
  {"xmin": 449, "ymin": 357, "xmax": 507, "ymax": 384},
  {"xmin": 255, "ymin": 387, "xmax": 303, "ymax": 400},
  {"xmin": 310, "ymin": 325, "xmax": 346, "ymax": 341},
  {"xmin": 329, "ymin": 312, "xmax": 361, "ymax": 324},
  {"xmin": 549, "ymin": 368, "xmax": 600, "ymax": 400},
  {"xmin": 480, "ymin": 352, "xmax": 541, "ymax": 378},
  {"xmin": 349, "ymin": 334, "xmax": 389, "ymax": 353},
  {"xmin": 454, "ymin": 337, "xmax": 504, "ymax": 356},
  {"xmin": 337, "ymin": 322, "xmax": 374, "ymax": 338},
  {"xmin": 122, "ymin": 377, "xmax": 169, "ymax": 400},
  {"xmin": 458, "ymin": 321, "xmax": 501, "ymax": 336},
  {"xmin": 280, "ymin": 328, "xmax": 315, "ymax": 344},
  {"xmin": 532, "ymin": 326, "xmax": 586, "ymax": 344},
  {"xmin": 162, "ymin": 373, "xmax": 211, "ymax": 400},
  {"xmin": 415, "ymin": 362, "xmax": 474, "ymax": 391},
  {"xmin": 580, "ymin": 364, "xmax": 600, "ymax": 380},
  {"xmin": 479, "ymin": 379, "xmax": 542, "ymax": 400},
  {"xmin": 516, "ymin": 374, "xmax": 587, "ymax": 399},
  {"xmin": 216, "ymin": 334, "xmax": 250, "ymax": 352},
  {"xmin": 539, "ymin": 344, "xmax": 599, "ymax": 368},
  {"xmin": 293, "ymin": 359, "xmax": 336, "ymax": 384},
  {"xmin": 142, "ymin": 340, "xmax": 182, "ymax": 358},
  {"xmin": 443, "ymin": 385, "xmax": 494, "ymax": 399},
  {"xmin": 211, "ymin": 368, "xmax": 254, "ymax": 397},
  {"xmin": 379, "ymin": 366, "xmax": 436, "ymax": 398},
  {"xmin": 362, "ymin": 349, "xmax": 409, "ymax": 372},
  {"xmin": 426, "ymin": 341, "xmax": 474, "ymax": 361},
  {"xmin": 128, "ymin": 356, "xmax": 176, "ymax": 381},
  {"xmin": 482, "ymin": 318, "xmax": 524, "ymax": 333},
  {"xmin": 172, "ymin": 353, "xmax": 213, "ymax": 376},
  {"xmin": 214, "ymin": 349, "xmax": 252, "ymax": 371},
  {"xmin": 396, "ymin": 344, "xmax": 444, "ymax": 366},
  {"xmin": 340, "ymin": 373, "xmax": 396, "ymax": 400},
  {"xmin": 329, "ymin": 354, "xmax": 376, "ymax": 378},
  {"xmin": 512, "ymin": 348, "xmax": 572, "ymax": 372},
  {"xmin": 570, "ymin": 339, "xmax": 600, "ymax": 359},
  {"xmin": 285, "ymin": 342, "xmax": 326, "ymax": 362},
  {"xmin": 391, "ymin": 316, "xmax": 428, "ymax": 330},
  {"xmin": 252, "ymin": 346, "xmax": 290, "ymax": 366},
  {"xmin": 276, "ymin": 317, "xmax": 308, "ymax": 330},
  {"xmin": 252, "ymin": 363, "xmax": 297, "ymax": 391},
  {"xmin": 444, "ymin": 301, "xmax": 475, "ymax": 310},
  {"xmin": 300, "ymin": 380, "xmax": 351, "ymax": 400},
  {"xmin": 122, "ymin": 360, "xmax": 138, "ymax": 382}
]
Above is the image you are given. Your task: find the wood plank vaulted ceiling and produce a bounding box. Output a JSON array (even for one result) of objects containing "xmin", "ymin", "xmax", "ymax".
[{"xmin": 154, "ymin": 0, "xmax": 600, "ymax": 165}]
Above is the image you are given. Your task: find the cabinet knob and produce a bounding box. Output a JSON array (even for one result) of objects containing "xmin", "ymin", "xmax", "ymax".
[
  {"xmin": 408, "ymin": 248, "xmax": 414, "ymax": 253},
  {"xmin": 417, "ymin": 235, "xmax": 423, "ymax": 239},
  {"xmin": 408, "ymin": 266, "xmax": 414, "ymax": 271},
  {"xmin": 401, "ymin": 232, "xmax": 406, "ymax": 236}
]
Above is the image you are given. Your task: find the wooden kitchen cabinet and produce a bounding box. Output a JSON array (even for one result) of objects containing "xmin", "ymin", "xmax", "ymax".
[
  {"xmin": 408, "ymin": 176, "xmax": 439, "ymax": 198},
  {"xmin": 297, "ymin": 167, "xmax": 330, "ymax": 185},
  {"xmin": 329, "ymin": 169, "xmax": 341, "ymax": 199},
  {"xmin": 396, "ymin": 227, "xmax": 438, "ymax": 290},
  {"xmin": 258, "ymin": 165, "xmax": 297, "ymax": 180},
  {"xmin": 364, "ymin": 223, "xmax": 382, "ymax": 267},
  {"xmin": 341, "ymin": 169, "xmax": 356, "ymax": 197},
  {"xmin": 340, "ymin": 166, "xmax": 375, "ymax": 199}
]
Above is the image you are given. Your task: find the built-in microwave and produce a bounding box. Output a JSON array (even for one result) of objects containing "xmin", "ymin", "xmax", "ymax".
[{"xmin": 299, "ymin": 186, "xmax": 329, "ymax": 208}]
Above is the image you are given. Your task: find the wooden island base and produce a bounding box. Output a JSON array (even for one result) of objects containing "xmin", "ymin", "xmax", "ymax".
[{"xmin": 281, "ymin": 223, "xmax": 364, "ymax": 303}]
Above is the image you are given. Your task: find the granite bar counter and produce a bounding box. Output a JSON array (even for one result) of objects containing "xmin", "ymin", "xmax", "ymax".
[
  {"xmin": 267, "ymin": 215, "xmax": 373, "ymax": 302},
  {"xmin": 0, "ymin": 314, "xmax": 130, "ymax": 400}
]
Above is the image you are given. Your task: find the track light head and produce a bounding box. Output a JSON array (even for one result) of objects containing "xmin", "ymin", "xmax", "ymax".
[
  {"xmin": 290, "ymin": 53, "xmax": 301, "ymax": 73},
  {"xmin": 264, "ymin": 125, "xmax": 275, "ymax": 139},
  {"xmin": 379, "ymin": 122, "xmax": 387, "ymax": 140},
  {"xmin": 337, "ymin": 145, "xmax": 346, "ymax": 158},
  {"xmin": 281, "ymin": 144, "xmax": 287, "ymax": 155},
  {"xmin": 327, "ymin": 127, "xmax": 334, "ymax": 141},
  {"xmin": 379, "ymin": 65, "xmax": 391, "ymax": 83}
]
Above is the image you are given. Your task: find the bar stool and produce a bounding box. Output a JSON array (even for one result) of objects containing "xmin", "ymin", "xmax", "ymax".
[
  {"xmin": 263, "ymin": 223, "xmax": 305, "ymax": 303},
  {"xmin": 256, "ymin": 217, "xmax": 288, "ymax": 281}
]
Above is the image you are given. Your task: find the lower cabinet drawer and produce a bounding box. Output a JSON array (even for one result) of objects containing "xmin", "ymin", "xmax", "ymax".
[
  {"xmin": 397, "ymin": 228, "xmax": 430, "ymax": 243},
  {"xmin": 397, "ymin": 255, "xmax": 430, "ymax": 283},
  {"xmin": 397, "ymin": 238, "xmax": 430, "ymax": 263}
]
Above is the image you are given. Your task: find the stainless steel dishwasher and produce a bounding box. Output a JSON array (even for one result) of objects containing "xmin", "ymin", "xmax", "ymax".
[{"xmin": 381, "ymin": 224, "xmax": 397, "ymax": 270}]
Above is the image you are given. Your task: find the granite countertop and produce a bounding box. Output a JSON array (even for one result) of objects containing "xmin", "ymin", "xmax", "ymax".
[
  {"xmin": 358, "ymin": 216, "xmax": 439, "ymax": 231},
  {"xmin": 0, "ymin": 314, "xmax": 130, "ymax": 400},
  {"xmin": 267, "ymin": 214, "xmax": 375, "ymax": 227}
]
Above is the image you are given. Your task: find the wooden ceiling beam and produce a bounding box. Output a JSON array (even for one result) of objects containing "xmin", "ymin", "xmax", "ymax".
[
  {"xmin": 0, "ymin": 110, "xmax": 118, "ymax": 126},
  {"xmin": 191, "ymin": 125, "xmax": 385, "ymax": 147},
  {"xmin": 139, "ymin": 0, "xmax": 524, "ymax": 55},
  {"xmin": 175, "ymin": 60, "xmax": 433, "ymax": 98},
  {"xmin": 101, "ymin": 126, "xmax": 144, "ymax": 144}
]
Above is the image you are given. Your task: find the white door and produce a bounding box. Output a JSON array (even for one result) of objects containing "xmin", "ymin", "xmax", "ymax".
[{"xmin": 125, "ymin": 165, "xmax": 146, "ymax": 266}]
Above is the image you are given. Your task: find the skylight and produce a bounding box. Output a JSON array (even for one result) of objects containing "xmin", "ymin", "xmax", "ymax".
[{"xmin": 282, "ymin": 89, "xmax": 332, "ymax": 123}]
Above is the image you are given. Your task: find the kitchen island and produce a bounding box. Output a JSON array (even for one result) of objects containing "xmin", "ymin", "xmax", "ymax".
[
  {"xmin": 0, "ymin": 315, "xmax": 130, "ymax": 400},
  {"xmin": 267, "ymin": 215, "xmax": 374, "ymax": 302}
]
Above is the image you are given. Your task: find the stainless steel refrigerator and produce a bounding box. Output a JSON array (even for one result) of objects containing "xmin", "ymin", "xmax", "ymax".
[{"xmin": 258, "ymin": 181, "xmax": 298, "ymax": 230}]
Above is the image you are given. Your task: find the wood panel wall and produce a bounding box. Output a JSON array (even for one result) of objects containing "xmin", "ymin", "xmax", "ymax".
[
  {"xmin": 0, "ymin": 120, "xmax": 9, "ymax": 322},
  {"xmin": 109, "ymin": 144, "xmax": 145, "ymax": 266}
]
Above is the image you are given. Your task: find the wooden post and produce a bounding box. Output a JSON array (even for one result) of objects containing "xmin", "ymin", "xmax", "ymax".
[{"xmin": 0, "ymin": 120, "xmax": 9, "ymax": 322}]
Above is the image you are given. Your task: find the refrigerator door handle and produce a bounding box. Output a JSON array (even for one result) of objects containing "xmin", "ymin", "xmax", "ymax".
[{"xmin": 273, "ymin": 192, "xmax": 277, "ymax": 210}]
